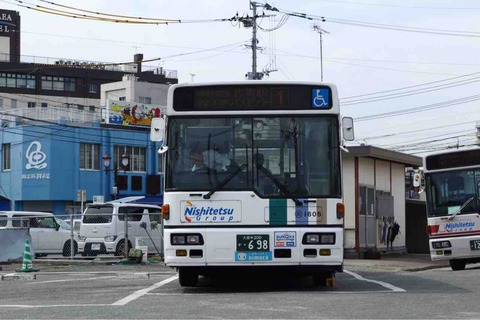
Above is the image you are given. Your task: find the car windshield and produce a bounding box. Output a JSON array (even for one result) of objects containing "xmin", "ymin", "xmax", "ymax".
[
  {"xmin": 55, "ymin": 218, "xmax": 71, "ymax": 230},
  {"xmin": 165, "ymin": 115, "xmax": 341, "ymax": 198},
  {"xmin": 83, "ymin": 206, "xmax": 114, "ymax": 224},
  {"xmin": 425, "ymin": 169, "xmax": 480, "ymax": 217}
]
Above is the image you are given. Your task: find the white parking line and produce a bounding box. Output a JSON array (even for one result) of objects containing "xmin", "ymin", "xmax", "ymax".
[
  {"xmin": 343, "ymin": 269, "xmax": 406, "ymax": 292},
  {"xmin": 27, "ymin": 276, "xmax": 116, "ymax": 285},
  {"xmin": 112, "ymin": 276, "xmax": 179, "ymax": 306},
  {"xmin": 0, "ymin": 304, "xmax": 111, "ymax": 309}
]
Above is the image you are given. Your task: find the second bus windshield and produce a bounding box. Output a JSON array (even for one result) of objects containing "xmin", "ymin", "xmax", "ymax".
[
  {"xmin": 165, "ymin": 115, "xmax": 341, "ymax": 198},
  {"xmin": 425, "ymin": 169, "xmax": 480, "ymax": 217}
]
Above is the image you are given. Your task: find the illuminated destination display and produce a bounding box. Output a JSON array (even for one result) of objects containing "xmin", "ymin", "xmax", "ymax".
[
  {"xmin": 173, "ymin": 84, "xmax": 332, "ymax": 111},
  {"xmin": 426, "ymin": 149, "xmax": 480, "ymax": 170}
]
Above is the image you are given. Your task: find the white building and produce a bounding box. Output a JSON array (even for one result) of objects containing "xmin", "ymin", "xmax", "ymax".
[{"xmin": 342, "ymin": 146, "xmax": 423, "ymax": 257}]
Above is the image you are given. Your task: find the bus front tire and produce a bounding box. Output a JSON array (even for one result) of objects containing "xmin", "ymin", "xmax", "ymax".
[
  {"xmin": 178, "ymin": 268, "xmax": 198, "ymax": 287},
  {"xmin": 449, "ymin": 259, "xmax": 466, "ymax": 271}
]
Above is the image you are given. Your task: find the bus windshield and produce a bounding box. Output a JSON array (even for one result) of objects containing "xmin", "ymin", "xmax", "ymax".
[
  {"xmin": 165, "ymin": 115, "xmax": 341, "ymax": 198},
  {"xmin": 425, "ymin": 169, "xmax": 480, "ymax": 217}
]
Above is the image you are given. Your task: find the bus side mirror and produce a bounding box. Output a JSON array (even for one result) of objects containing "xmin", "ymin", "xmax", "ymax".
[
  {"xmin": 151, "ymin": 117, "xmax": 169, "ymax": 154},
  {"xmin": 342, "ymin": 117, "xmax": 354, "ymax": 141},
  {"xmin": 150, "ymin": 117, "xmax": 165, "ymax": 142}
]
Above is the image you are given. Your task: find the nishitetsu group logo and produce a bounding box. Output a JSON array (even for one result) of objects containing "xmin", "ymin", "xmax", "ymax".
[
  {"xmin": 444, "ymin": 221, "xmax": 475, "ymax": 233},
  {"xmin": 183, "ymin": 201, "xmax": 235, "ymax": 223},
  {"xmin": 184, "ymin": 201, "xmax": 193, "ymax": 222}
]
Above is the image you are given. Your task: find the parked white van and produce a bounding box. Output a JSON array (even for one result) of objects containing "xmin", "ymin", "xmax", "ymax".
[
  {"xmin": 78, "ymin": 200, "xmax": 162, "ymax": 257},
  {"xmin": 0, "ymin": 211, "xmax": 78, "ymax": 257}
]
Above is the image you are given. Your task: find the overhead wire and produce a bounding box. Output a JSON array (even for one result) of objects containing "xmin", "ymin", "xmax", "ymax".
[
  {"xmin": 353, "ymin": 94, "xmax": 480, "ymax": 121},
  {"xmin": 262, "ymin": 3, "xmax": 480, "ymax": 38}
]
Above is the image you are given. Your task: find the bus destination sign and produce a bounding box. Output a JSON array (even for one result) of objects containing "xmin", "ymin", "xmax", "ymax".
[
  {"xmin": 426, "ymin": 149, "xmax": 480, "ymax": 170},
  {"xmin": 173, "ymin": 84, "xmax": 332, "ymax": 111}
]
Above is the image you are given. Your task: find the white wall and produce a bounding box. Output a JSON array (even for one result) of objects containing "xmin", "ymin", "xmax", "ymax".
[
  {"xmin": 358, "ymin": 157, "xmax": 374, "ymax": 186},
  {"xmin": 375, "ymin": 160, "xmax": 391, "ymax": 192},
  {"xmin": 342, "ymin": 157, "xmax": 356, "ymax": 250},
  {"xmin": 101, "ymin": 77, "xmax": 169, "ymax": 107},
  {"xmin": 343, "ymin": 155, "xmax": 408, "ymax": 254},
  {"xmin": 391, "ymin": 163, "xmax": 406, "ymax": 247},
  {"xmin": 0, "ymin": 36, "xmax": 9, "ymax": 61}
]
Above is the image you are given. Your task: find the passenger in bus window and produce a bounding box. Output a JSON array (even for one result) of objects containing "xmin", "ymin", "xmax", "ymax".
[{"xmin": 191, "ymin": 150, "xmax": 207, "ymax": 172}]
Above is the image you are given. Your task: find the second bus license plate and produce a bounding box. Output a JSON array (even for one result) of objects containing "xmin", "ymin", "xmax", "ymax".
[
  {"xmin": 237, "ymin": 234, "xmax": 269, "ymax": 252},
  {"xmin": 470, "ymin": 240, "xmax": 480, "ymax": 250}
]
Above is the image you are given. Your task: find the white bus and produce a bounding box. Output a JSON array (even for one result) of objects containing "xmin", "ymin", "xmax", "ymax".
[
  {"xmin": 154, "ymin": 81, "xmax": 354, "ymax": 286},
  {"xmin": 424, "ymin": 148, "xmax": 480, "ymax": 270}
]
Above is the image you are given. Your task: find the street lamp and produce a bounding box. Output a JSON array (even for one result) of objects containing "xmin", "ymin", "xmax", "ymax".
[{"xmin": 103, "ymin": 153, "xmax": 129, "ymax": 199}]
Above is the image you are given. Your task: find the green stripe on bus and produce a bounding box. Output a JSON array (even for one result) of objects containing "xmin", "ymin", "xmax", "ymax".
[{"xmin": 269, "ymin": 199, "xmax": 287, "ymax": 225}]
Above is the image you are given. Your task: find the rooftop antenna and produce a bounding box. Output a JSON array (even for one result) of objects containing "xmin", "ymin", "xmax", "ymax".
[
  {"xmin": 189, "ymin": 73, "xmax": 196, "ymax": 82},
  {"xmin": 313, "ymin": 24, "xmax": 329, "ymax": 81}
]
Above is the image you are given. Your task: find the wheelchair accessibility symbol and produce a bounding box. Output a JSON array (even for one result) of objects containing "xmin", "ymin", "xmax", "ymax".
[{"xmin": 312, "ymin": 88, "xmax": 329, "ymax": 109}]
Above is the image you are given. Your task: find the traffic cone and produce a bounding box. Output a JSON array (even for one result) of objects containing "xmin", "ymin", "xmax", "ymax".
[{"xmin": 17, "ymin": 239, "xmax": 38, "ymax": 272}]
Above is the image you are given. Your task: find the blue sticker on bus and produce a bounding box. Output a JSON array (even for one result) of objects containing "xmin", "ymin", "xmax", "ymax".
[
  {"xmin": 312, "ymin": 88, "xmax": 329, "ymax": 109},
  {"xmin": 235, "ymin": 251, "xmax": 273, "ymax": 262},
  {"xmin": 274, "ymin": 231, "xmax": 296, "ymax": 247}
]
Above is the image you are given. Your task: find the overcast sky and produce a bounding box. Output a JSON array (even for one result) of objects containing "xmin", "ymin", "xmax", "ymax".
[{"xmin": 2, "ymin": 0, "xmax": 480, "ymax": 156}]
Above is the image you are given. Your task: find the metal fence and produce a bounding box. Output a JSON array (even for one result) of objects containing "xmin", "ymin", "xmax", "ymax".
[{"xmin": 0, "ymin": 212, "xmax": 164, "ymax": 261}]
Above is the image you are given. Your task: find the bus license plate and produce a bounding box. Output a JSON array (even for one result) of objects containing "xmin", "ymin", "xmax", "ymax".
[
  {"xmin": 470, "ymin": 240, "xmax": 480, "ymax": 250},
  {"xmin": 237, "ymin": 235, "xmax": 269, "ymax": 252}
]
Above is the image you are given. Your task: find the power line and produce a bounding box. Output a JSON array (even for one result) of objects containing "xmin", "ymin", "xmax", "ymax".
[
  {"xmin": 354, "ymin": 94, "xmax": 480, "ymax": 122},
  {"xmin": 262, "ymin": 3, "xmax": 480, "ymax": 38}
]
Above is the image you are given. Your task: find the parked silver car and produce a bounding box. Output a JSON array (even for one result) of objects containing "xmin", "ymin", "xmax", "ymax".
[{"xmin": 0, "ymin": 211, "xmax": 79, "ymax": 257}]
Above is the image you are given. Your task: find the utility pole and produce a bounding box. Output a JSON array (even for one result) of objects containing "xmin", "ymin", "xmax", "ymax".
[
  {"xmin": 251, "ymin": 1, "xmax": 258, "ymax": 79},
  {"xmin": 313, "ymin": 24, "xmax": 329, "ymax": 81},
  {"xmin": 239, "ymin": 1, "xmax": 277, "ymax": 80},
  {"xmin": 245, "ymin": 1, "xmax": 263, "ymax": 80}
]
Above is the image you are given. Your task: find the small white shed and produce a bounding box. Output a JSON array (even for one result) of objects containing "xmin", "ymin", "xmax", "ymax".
[{"xmin": 342, "ymin": 146, "xmax": 422, "ymax": 258}]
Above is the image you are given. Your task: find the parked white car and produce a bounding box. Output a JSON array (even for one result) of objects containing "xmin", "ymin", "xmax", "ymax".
[
  {"xmin": 78, "ymin": 201, "xmax": 162, "ymax": 257},
  {"xmin": 0, "ymin": 211, "xmax": 79, "ymax": 257}
]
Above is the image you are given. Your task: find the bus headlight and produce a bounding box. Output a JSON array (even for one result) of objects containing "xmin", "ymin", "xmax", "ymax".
[
  {"xmin": 432, "ymin": 240, "xmax": 451, "ymax": 249},
  {"xmin": 305, "ymin": 234, "xmax": 319, "ymax": 244},
  {"xmin": 78, "ymin": 236, "xmax": 86, "ymax": 242},
  {"xmin": 320, "ymin": 234, "xmax": 335, "ymax": 244},
  {"xmin": 171, "ymin": 233, "xmax": 204, "ymax": 245},
  {"xmin": 172, "ymin": 235, "xmax": 186, "ymax": 245},
  {"xmin": 303, "ymin": 233, "xmax": 336, "ymax": 245},
  {"xmin": 186, "ymin": 235, "xmax": 200, "ymax": 245}
]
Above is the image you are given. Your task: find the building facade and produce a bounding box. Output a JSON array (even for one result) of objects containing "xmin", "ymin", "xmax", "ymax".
[
  {"xmin": 0, "ymin": 9, "xmax": 176, "ymax": 214},
  {"xmin": 342, "ymin": 146, "xmax": 423, "ymax": 257}
]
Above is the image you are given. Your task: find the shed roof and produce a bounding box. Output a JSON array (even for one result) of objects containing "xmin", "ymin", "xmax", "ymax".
[{"xmin": 342, "ymin": 145, "xmax": 422, "ymax": 167}]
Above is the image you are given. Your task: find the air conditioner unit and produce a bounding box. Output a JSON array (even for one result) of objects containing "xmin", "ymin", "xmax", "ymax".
[{"xmin": 92, "ymin": 195, "xmax": 105, "ymax": 204}]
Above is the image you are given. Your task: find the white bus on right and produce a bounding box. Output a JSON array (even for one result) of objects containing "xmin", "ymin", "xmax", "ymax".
[{"xmin": 424, "ymin": 148, "xmax": 480, "ymax": 270}]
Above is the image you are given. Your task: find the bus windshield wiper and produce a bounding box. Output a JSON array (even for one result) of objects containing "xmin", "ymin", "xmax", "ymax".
[
  {"xmin": 257, "ymin": 166, "xmax": 303, "ymax": 206},
  {"xmin": 203, "ymin": 164, "xmax": 247, "ymax": 200},
  {"xmin": 448, "ymin": 197, "xmax": 474, "ymax": 221}
]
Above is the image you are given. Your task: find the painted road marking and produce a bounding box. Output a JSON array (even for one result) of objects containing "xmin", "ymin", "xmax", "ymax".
[
  {"xmin": 112, "ymin": 276, "xmax": 179, "ymax": 306},
  {"xmin": 27, "ymin": 276, "xmax": 116, "ymax": 285},
  {"xmin": 0, "ymin": 304, "xmax": 111, "ymax": 308},
  {"xmin": 343, "ymin": 269, "xmax": 406, "ymax": 292}
]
